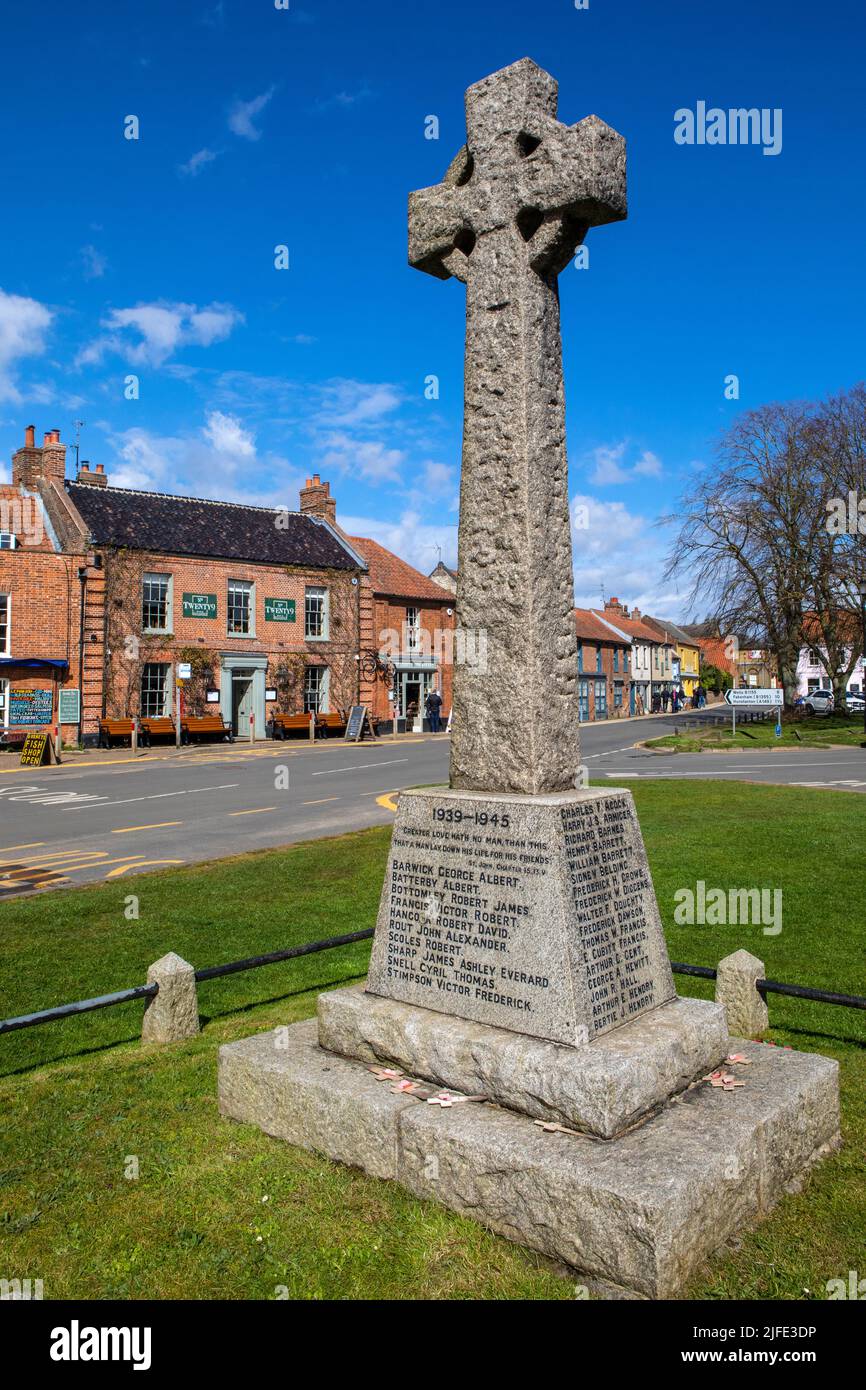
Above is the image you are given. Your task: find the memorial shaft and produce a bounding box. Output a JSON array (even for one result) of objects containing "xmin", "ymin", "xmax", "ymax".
[
  {"xmin": 455, "ymin": 237, "xmax": 580, "ymax": 794},
  {"xmin": 408, "ymin": 58, "xmax": 627, "ymax": 795}
]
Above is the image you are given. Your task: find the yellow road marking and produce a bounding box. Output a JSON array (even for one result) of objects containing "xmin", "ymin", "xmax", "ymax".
[
  {"xmin": 106, "ymin": 859, "xmax": 184, "ymax": 878},
  {"xmin": 0, "ymin": 848, "xmax": 109, "ymax": 867},
  {"xmin": 1, "ymin": 854, "xmax": 140, "ymax": 881},
  {"xmin": 302, "ymin": 797, "xmax": 339, "ymax": 806},
  {"xmin": 376, "ymin": 793, "xmax": 399, "ymax": 812},
  {"xmin": 112, "ymin": 821, "xmax": 183, "ymax": 834},
  {"xmin": 0, "ymin": 841, "xmax": 46, "ymax": 853},
  {"xmin": 228, "ymin": 806, "xmax": 277, "ymax": 817}
]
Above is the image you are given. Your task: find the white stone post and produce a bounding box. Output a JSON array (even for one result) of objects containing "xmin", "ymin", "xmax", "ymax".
[
  {"xmin": 141, "ymin": 952, "xmax": 200, "ymax": 1045},
  {"xmin": 715, "ymin": 949, "xmax": 769, "ymax": 1037}
]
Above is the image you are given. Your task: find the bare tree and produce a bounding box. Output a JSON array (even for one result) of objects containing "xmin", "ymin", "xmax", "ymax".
[
  {"xmin": 663, "ymin": 401, "xmax": 825, "ymax": 706},
  {"xmin": 665, "ymin": 388, "xmax": 866, "ymax": 708},
  {"xmin": 811, "ymin": 383, "xmax": 866, "ymax": 701}
]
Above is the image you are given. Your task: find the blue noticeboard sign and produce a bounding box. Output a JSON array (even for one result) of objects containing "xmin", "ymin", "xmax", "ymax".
[
  {"xmin": 775, "ymin": 721, "xmax": 782, "ymax": 739},
  {"xmin": 9, "ymin": 686, "xmax": 53, "ymax": 726}
]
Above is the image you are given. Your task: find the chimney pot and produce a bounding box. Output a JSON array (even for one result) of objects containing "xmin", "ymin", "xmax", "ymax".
[
  {"xmin": 25, "ymin": 424, "xmax": 35, "ymax": 448},
  {"xmin": 95, "ymin": 463, "xmax": 104, "ymax": 474}
]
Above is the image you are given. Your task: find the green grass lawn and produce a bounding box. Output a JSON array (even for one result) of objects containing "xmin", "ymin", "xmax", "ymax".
[
  {"xmin": 1, "ymin": 781, "xmax": 864, "ymax": 1300},
  {"xmin": 645, "ymin": 711, "xmax": 866, "ymax": 752}
]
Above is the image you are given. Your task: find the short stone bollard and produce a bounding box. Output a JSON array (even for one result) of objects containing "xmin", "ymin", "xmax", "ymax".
[
  {"xmin": 141, "ymin": 952, "xmax": 200, "ymax": 1045},
  {"xmin": 715, "ymin": 949, "xmax": 769, "ymax": 1037}
]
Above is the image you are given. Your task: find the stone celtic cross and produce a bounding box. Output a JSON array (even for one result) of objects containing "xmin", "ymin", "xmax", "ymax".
[{"xmin": 409, "ymin": 58, "xmax": 626, "ymax": 795}]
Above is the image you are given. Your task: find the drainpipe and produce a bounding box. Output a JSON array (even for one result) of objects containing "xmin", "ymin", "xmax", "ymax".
[
  {"xmin": 355, "ymin": 571, "xmax": 362, "ymax": 704},
  {"xmin": 77, "ymin": 565, "xmax": 87, "ymax": 748}
]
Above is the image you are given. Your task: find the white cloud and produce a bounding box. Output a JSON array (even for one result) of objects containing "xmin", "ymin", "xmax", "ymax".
[
  {"xmin": 586, "ymin": 439, "xmax": 665, "ymax": 486},
  {"xmin": 341, "ymin": 507, "xmax": 456, "ymax": 576},
  {"xmin": 570, "ymin": 493, "xmax": 684, "ymax": 616},
  {"xmin": 202, "ymin": 410, "xmax": 255, "ymax": 458},
  {"xmin": 633, "ymin": 449, "xmax": 662, "ymax": 477},
  {"xmin": 320, "ymin": 379, "xmax": 402, "ymax": 427},
  {"xmin": 314, "ymin": 85, "xmax": 373, "ymax": 113},
  {"xmin": 588, "ymin": 442, "xmax": 629, "ymax": 485},
  {"xmin": 179, "ymin": 147, "xmax": 219, "ymax": 177},
  {"xmin": 423, "ymin": 461, "xmax": 454, "ymax": 492},
  {"xmin": 102, "ymin": 417, "xmax": 304, "ymax": 508},
  {"xmin": 320, "ymin": 431, "xmax": 406, "ymax": 482},
  {"xmin": 77, "ymin": 300, "xmax": 243, "ymax": 369},
  {"xmin": 228, "ymin": 87, "xmax": 276, "ymax": 141},
  {"xmin": 0, "ymin": 289, "xmax": 53, "ymax": 402},
  {"xmin": 81, "ymin": 244, "xmax": 107, "ymax": 280}
]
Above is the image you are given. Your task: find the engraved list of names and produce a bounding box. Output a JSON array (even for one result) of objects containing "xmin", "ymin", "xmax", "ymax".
[{"xmin": 561, "ymin": 797, "xmax": 672, "ymax": 1037}]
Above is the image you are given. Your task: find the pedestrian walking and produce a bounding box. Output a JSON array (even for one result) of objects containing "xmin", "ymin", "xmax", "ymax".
[{"xmin": 425, "ymin": 686, "xmax": 443, "ymax": 733}]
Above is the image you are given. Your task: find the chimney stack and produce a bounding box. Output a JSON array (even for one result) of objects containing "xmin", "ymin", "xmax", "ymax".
[
  {"xmin": 299, "ymin": 473, "xmax": 337, "ymax": 526},
  {"xmin": 77, "ymin": 460, "xmax": 108, "ymax": 487},
  {"xmin": 11, "ymin": 423, "xmax": 45, "ymax": 489},
  {"xmin": 604, "ymin": 596, "xmax": 628, "ymax": 617},
  {"xmin": 41, "ymin": 428, "xmax": 67, "ymax": 486}
]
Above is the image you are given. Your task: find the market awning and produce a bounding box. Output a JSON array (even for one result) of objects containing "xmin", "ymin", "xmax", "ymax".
[{"xmin": 0, "ymin": 658, "xmax": 69, "ymax": 671}]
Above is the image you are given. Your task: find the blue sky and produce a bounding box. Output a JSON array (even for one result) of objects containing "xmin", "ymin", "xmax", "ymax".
[{"xmin": 1, "ymin": 0, "xmax": 864, "ymax": 617}]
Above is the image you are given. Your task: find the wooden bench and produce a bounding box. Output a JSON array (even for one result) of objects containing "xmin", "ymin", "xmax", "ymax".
[
  {"xmin": 182, "ymin": 714, "xmax": 233, "ymax": 744},
  {"xmin": 98, "ymin": 718, "xmax": 135, "ymax": 748},
  {"xmin": 315, "ymin": 712, "xmax": 348, "ymax": 738},
  {"xmin": 271, "ymin": 712, "xmax": 317, "ymax": 740},
  {"xmin": 139, "ymin": 716, "xmax": 177, "ymax": 747}
]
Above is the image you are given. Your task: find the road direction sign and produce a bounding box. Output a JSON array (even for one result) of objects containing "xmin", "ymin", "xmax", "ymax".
[{"xmin": 724, "ymin": 688, "xmax": 783, "ymax": 707}]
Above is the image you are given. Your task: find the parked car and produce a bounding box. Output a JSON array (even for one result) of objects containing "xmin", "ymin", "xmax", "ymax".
[
  {"xmin": 802, "ymin": 688, "xmax": 834, "ymax": 716},
  {"xmin": 846, "ymin": 693, "xmax": 865, "ymax": 713}
]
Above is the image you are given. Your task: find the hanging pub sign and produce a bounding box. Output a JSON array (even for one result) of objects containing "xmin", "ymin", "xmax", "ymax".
[
  {"xmin": 182, "ymin": 593, "xmax": 217, "ymax": 620},
  {"xmin": 264, "ymin": 598, "xmax": 296, "ymax": 623},
  {"xmin": 9, "ymin": 687, "xmax": 53, "ymax": 726}
]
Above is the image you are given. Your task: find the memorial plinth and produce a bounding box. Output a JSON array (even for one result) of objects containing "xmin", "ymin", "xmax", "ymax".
[{"xmin": 365, "ymin": 786, "xmax": 675, "ymax": 1047}]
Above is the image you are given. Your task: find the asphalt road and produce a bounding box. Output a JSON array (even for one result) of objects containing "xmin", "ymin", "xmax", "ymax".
[{"xmin": 0, "ymin": 712, "xmax": 863, "ymax": 896}]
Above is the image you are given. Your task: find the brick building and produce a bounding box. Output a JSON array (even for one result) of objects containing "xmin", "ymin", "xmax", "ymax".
[
  {"xmin": 67, "ymin": 480, "xmax": 366, "ymax": 740},
  {"xmin": 593, "ymin": 598, "xmax": 668, "ymax": 714},
  {"xmin": 574, "ymin": 607, "xmax": 631, "ymax": 721},
  {"xmin": 1, "ymin": 431, "xmax": 455, "ymax": 747},
  {"xmin": 1, "ymin": 427, "xmax": 367, "ymax": 743},
  {"xmin": 298, "ymin": 474, "xmax": 456, "ymax": 731},
  {"xmin": 0, "ymin": 427, "xmax": 89, "ymax": 743}
]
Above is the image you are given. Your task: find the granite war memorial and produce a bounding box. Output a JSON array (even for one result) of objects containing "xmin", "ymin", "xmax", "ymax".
[{"xmin": 219, "ymin": 59, "xmax": 840, "ymax": 1299}]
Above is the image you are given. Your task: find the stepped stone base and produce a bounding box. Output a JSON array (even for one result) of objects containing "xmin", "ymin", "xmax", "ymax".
[
  {"xmin": 318, "ymin": 985, "xmax": 729, "ymax": 1138},
  {"xmin": 218, "ymin": 1010, "xmax": 840, "ymax": 1299}
]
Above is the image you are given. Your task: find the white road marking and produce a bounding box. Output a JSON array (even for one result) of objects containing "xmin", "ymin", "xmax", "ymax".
[
  {"xmin": 311, "ymin": 759, "xmax": 409, "ymax": 776},
  {"xmin": 63, "ymin": 783, "xmax": 240, "ymax": 810}
]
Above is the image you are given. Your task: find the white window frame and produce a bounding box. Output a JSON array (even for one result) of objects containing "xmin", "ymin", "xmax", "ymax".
[
  {"xmin": 303, "ymin": 664, "xmax": 330, "ymax": 714},
  {"xmin": 0, "ymin": 592, "xmax": 9, "ymax": 656},
  {"xmin": 0, "ymin": 676, "xmax": 7, "ymax": 727},
  {"xmin": 0, "ymin": 532, "xmax": 16, "ymax": 550},
  {"xmin": 142, "ymin": 572, "xmax": 173, "ymax": 634},
  {"xmin": 140, "ymin": 661, "xmax": 171, "ymax": 718},
  {"xmin": 227, "ymin": 579, "xmax": 255, "ymax": 637},
  {"xmin": 405, "ymin": 605, "xmax": 422, "ymax": 653},
  {"xmin": 304, "ymin": 586, "xmax": 329, "ymax": 641}
]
